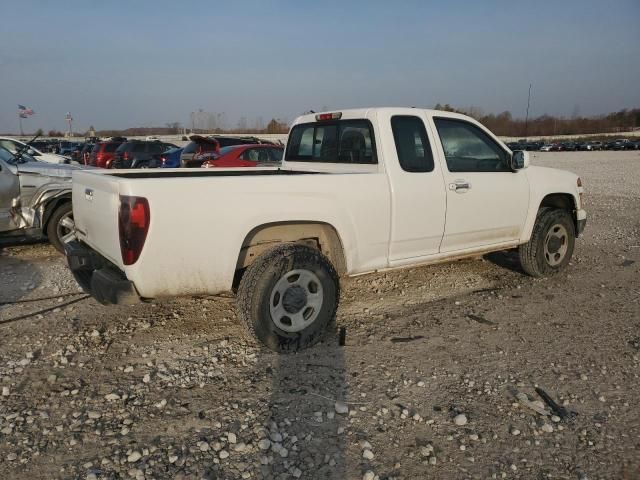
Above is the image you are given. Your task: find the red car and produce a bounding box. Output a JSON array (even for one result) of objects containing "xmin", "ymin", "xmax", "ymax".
[
  {"xmin": 89, "ymin": 139, "xmax": 126, "ymax": 168},
  {"xmin": 200, "ymin": 144, "xmax": 283, "ymax": 168}
]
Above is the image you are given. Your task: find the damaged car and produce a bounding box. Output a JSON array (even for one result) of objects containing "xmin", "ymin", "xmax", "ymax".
[{"xmin": 0, "ymin": 145, "xmax": 82, "ymax": 252}]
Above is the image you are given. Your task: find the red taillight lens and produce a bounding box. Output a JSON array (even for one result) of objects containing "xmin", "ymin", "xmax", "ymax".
[
  {"xmin": 315, "ymin": 112, "xmax": 342, "ymax": 121},
  {"xmin": 118, "ymin": 196, "xmax": 150, "ymax": 265},
  {"xmin": 161, "ymin": 157, "xmax": 166, "ymax": 166}
]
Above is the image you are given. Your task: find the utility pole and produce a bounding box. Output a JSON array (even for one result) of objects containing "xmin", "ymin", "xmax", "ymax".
[{"xmin": 524, "ymin": 83, "xmax": 532, "ymax": 138}]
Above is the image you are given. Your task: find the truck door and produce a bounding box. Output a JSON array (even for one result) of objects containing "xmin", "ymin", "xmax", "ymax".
[
  {"xmin": 0, "ymin": 156, "xmax": 20, "ymax": 232},
  {"xmin": 379, "ymin": 111, "xmax": 447, "ymax": 264},
  {"xmin": 430, "ymin": 116, "xmax": 529, "ymax": 252}
]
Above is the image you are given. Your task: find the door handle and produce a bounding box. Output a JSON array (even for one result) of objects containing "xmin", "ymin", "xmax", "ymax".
[{"xmin": 448, "ymin": 181, "xmax": 472, "ymax": 192}]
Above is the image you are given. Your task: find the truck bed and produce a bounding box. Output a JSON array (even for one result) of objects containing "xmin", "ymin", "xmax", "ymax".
[{"xmin": 71, "ymin": 166, "xmax": 391, "ymax": 298}]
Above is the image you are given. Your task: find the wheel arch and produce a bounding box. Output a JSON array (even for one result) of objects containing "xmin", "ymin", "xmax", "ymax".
[
  {"xmin": 235, "ymin": 221, "xmax": 348, "ymax": 278},
  {"xmin": 521, "ymin": 192, "xmax": 578, "ymax": 243},
  {"xmin": 41, "ymin": 193, "xmax": 72, "ymax": 233}
]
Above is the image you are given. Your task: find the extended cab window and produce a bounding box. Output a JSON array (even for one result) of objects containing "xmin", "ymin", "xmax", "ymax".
[
  {"xmin": 391, "ymin": 116, "xmax": 434, "ymax": 172},
  {"xmin": 286, "ymin": 120, "xmax": 377, "ymax": 164},
  {"xmin": 434, "ymin": 118, "xmax": 509, "ymax": 172}
]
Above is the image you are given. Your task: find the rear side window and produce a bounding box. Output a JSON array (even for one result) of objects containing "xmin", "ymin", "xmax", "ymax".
[
  {"xmin": 286, "ymin": 120, "xmax": 377, "ymax": 164},
  {"xmin": 391, "ymin": 116, "xmax": 434, "ymax": 172},
  {"xmin": 104, "ymin": 143, "xmax": 120, "ymax": 152}
]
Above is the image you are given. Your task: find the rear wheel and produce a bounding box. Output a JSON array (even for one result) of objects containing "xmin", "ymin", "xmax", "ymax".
[
  {"xmin": 519, "ymin": 208, "xmax": 575, "ymax": 277},
  {"xmin": 46, "ymin": 202, "xmax": 75, "ymax": 254},
  {"xmin": 236, "ymin": 244, "xmax": 339, "ymax": 353}
]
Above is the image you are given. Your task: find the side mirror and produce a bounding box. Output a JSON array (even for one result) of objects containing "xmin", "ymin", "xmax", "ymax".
[{"xmin": 510, "ymin": 150, "xmax": 529, "ymax": 171}]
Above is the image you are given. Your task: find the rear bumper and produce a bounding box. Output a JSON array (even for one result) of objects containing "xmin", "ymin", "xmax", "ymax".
[{"xmin": 65, "ymin": 241, "xmax": 140, "ymax": 305}]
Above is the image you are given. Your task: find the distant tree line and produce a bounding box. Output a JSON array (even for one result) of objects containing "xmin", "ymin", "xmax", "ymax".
[{"xmin": 434, "ymin": 104, "xmax": 640, "ymax": 137}]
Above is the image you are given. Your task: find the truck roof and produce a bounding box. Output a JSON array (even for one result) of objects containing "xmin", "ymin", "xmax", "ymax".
[{"xmin": 292, "ymin": 107, "xmax": 472, "ymax": 126}]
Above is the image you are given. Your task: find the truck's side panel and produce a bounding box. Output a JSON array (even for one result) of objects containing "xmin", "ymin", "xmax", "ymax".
[
  {"xmin": 519, "ymin": 166, "xmax": 583, "ymax": 243},
  {"xmin": 112, "ymin": 173, "xmax": 391, "ymax": 298}
]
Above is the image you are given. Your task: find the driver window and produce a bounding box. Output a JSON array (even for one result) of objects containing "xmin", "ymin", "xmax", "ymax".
[{"xmin": 433, "ymin": 118, "xmax": 509, "ymax": 172}]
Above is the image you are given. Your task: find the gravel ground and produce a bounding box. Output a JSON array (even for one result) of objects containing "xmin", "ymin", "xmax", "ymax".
[{"xmin": 1, "ymin": 151, "xmax": 639, "ymax": 480}]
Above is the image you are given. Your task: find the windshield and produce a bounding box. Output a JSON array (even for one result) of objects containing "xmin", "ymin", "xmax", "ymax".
[
  {"xmin": 0, "ymin": 146, "xmax": 15, "ymax": 163},
  {"xmin": 0, "ymin": 145, "xmax": 37, "ymax": 164}
]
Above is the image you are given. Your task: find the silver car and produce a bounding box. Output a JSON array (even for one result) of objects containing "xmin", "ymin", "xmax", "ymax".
[{"xmin": 0, "ymin": 146, "xmax": 82, "ymax": 252}]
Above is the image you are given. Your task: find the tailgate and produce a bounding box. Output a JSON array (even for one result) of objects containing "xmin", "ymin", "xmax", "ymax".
[{"xmin": 72, "ymin": 170, "xmax": 123, "ymax": 267}]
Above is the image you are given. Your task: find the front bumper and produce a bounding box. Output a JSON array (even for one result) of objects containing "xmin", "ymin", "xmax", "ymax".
[
  {"xmin": 65, "ymin": 241, "xmax": 140, "ymax": 305},
  {"xmin": 576, "ymin": 209, "xmax": 587, "ymax": 236}
]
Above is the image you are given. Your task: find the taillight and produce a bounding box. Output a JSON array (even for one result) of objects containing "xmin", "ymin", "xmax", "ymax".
[
  {"xmin": 123, "ymin": 151, "xmax": 130, "ymax": 161},
  {"xmin": 315, "ymin": 112, "xmax": 342, "ymax": 121},
  {"xmin": 161, "ymin": 157, "xmax": 166, "ymax": 166},
  {"xmin": 118, "ymin": 196, "xmax": 150, "ymax": 265}
]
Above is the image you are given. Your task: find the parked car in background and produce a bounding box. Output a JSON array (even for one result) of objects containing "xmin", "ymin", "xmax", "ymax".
[
  {"xmin": 561, "ymin": 142, "xmax": 577, "ymax": 151},
  {"xmin": 180, "ymin": 136, "xmax": 220, "ymax": 167},
  {"xmin": 31, "ymin": 140, "xmax": 56, "ymax": 153},
  {"xmin": 0, "ymin": 145, "xmax": 84, "ymax": 253},
  {"xmin": 77, "ymin": 142, "xmax": 96, "ymax": 165},
  {"xmin": 151, "ymin": 147, "xmax": 183, "ymax": 168},
  {"xmin": 539, "ymin": 144, "xmax": 553, "ymax": 152},
  {"xmin": 111, "ymin": 140, "xmax": 177, "ymax": 169},
  {"xmin": 180, "ymin": 135, "xmax": 277, "ymax": 168},
  {"xmin": 59, "ymin": 141, "xmax": 82, "ymax": 156},
  {"xmin": 89, "ymin": 138, "xmax": 127, "ymax": 168},
  {"xmin": 0, "ymin": 137, "xmax": 70, "ymax": 164},
  {"xmin": 605, "ymin": 139, "xmax": 633, "ymax": 150},
  {"xmin": 584, "ymin": 141, "xmax": 603, "ymax": 151},
  {"xmin": 201, "ymin": 144, "xmax": 284, "ymax": 168}
]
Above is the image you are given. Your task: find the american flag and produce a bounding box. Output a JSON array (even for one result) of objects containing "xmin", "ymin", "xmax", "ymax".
[{"xmin": 18, "ymin": 105, "xmax": 35, "ymax": 118}]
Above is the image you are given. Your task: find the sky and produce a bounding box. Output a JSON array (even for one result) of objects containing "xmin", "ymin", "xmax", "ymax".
[{"xmin": 1, "ymin": 0, "xmax": 639, "ymax": 133}]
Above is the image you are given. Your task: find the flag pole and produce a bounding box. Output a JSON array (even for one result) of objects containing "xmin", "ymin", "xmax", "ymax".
[{"xmin": 19, "ymin": 113, "xmax": 24, "ymax": 136}]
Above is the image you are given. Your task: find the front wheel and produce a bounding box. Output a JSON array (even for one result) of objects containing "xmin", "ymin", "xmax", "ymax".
[
  {"xmin": 236, "ymin": 244, "xmax": 339, "ymax": 353},
  {"xmin": 46, "ymin": 202, "xmax": 75, "ymax": 254},
  {"xmin": 519, "ymin": 208, "xmax": 575, "ymax": 277}
]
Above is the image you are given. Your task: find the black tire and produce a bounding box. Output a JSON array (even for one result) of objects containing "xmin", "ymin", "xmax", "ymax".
[
  {"xmin": 46, "ymin": 202, "xmax": 74, "ymax": 254},
  {"xmin": 519, "ymin": 207, "xmax": 575, "ymax": 277},
  {"xmin": 237, "ymin": 243, "xmax": 339, "ymax": 353}
]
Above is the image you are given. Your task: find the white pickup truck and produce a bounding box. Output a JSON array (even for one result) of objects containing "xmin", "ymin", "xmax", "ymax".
[{"xmin": 66, "ymin": 108, "xmax": 586, "ymax": 352}]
